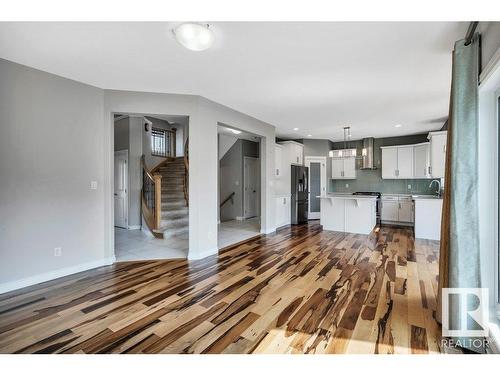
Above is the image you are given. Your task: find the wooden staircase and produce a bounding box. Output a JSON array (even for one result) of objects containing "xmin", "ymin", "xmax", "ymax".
[
  {"xmin": 156, "ymin": 157, "xmax": 189, "ymax": 238},
  {"xmin": 141, "ymin": 138, "xmax": 189, "ymax": 239}
]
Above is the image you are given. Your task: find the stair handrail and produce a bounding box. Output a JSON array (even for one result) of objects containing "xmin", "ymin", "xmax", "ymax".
[
  {"xmin": 141, "ymin": 155, "xmax": 162, "ymax": 232},
  {"xmin": 183, "ymin": 137, "xmax": 189, "ymax": 206},
  {"xmin": 220, "ymin": 192, "xmax": 235, "ymax": 208}
]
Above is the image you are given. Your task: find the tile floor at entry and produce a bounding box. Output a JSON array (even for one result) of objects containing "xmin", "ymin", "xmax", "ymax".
[
  {"xmin": 218, "ymin": 217, "xmax": 260, "ymax": 249},
  {"xmin": 115, "ymin": 228, "xmax": 188, "ymax": 261},
  {"xmin": 115, "ymin": 217, "xmax": 260, "ymax": 261}
]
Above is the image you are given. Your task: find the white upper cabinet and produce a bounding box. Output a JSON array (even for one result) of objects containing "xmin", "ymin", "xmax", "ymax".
[
  {"xmin": 331, "ymin": 158, "xmax": 344, "ymax": 179},
  {"xmin": 331, "ymin": 150, "xmax": 356, "ymax": 180},
  {"xmin": 330, "ymin": 149, "xmax": 357, "ymax": 180},
  {"xmin": 397, "ymin": 146, "xmax": 414, "ymax": 178},
  {"xmin": 413, "ymin": 143, "xmax": 430, "ymax": 179},
  {"xmin": 275, "ymin": 144, "xmax": 283, "ymax": 177},
  {"xmin": 279, "ymin": 141, "xmax": 304, "ymax": 166},
  {"xmin": 381, "ymin": 146, "xmax": 413, "ymax": 179},
  {"xmin": 342, "ymin": 157, "xmax": 356, "ymax": 179},
  {"xmin": 381, "ymin": 147, "xmax": 398, "ymax": 179},
  {"xmin": 428, "ymin": 131, "xmax": 447, "ymax": 178}
]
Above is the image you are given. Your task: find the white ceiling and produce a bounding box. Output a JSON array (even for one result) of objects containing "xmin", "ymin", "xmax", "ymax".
[{"xmin": 0, "ymin": 22, "xmax": 467, "ymax": 141}]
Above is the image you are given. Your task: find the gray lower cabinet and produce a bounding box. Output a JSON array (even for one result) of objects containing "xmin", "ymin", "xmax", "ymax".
[{"xmin": 381, "ymin": 196, "xmax": 414, "ymax": 225}]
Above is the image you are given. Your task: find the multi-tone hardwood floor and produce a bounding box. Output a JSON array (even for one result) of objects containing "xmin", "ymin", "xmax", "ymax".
[{"xmin": 0, "ymin": 222, "xmax": 441, "ymax": 354}]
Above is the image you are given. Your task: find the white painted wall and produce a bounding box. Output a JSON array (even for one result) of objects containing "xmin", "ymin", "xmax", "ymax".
[{"xmin": 0, "ymin": 59, "xmax": 111, "ymax": 292}]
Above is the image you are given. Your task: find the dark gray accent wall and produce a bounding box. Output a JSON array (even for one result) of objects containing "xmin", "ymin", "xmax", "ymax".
[
  {"xmin": 329, "ymin": 134, "xmax": 436, "ymax": 194},
  {"xmin": 219, "ymin": 139, "xmax": 260, "ymax": 221},
  {"xmin": 300, "ymin": 139, "xmax": 335, "ymax": 180}
]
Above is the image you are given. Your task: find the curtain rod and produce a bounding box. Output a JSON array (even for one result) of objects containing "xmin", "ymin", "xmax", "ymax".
[{"xmin": 464, "ymin": 21, "xmax": 479, "ymax": 46}]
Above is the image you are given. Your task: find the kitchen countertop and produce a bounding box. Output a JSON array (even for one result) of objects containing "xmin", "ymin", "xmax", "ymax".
[
  {"xmin": 318, "ymin": 194, "xmax": 378, "ymax": 200},
  {"xmin": 412, "ymin": 195, "xmax": 443, "ymax": 200}
]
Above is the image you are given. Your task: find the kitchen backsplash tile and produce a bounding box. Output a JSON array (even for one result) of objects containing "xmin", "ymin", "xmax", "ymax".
[{"xmin": 329, "ymin": 169, "xmax": 438, "ymax": 195}]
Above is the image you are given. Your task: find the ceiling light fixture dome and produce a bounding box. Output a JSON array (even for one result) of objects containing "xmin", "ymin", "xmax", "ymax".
[{"xmin": 173, "ymin": 23, "xmax": 214, "ymax": 51}]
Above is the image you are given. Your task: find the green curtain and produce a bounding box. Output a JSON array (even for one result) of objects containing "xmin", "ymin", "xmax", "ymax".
[{"xmin": 438, "ymin": 33, "xmax": 482, "ymax": 352}]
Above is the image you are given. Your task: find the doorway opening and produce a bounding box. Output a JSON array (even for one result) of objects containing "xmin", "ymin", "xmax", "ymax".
[
  {"xmin": 113, "ymin": 113, "xmax": 189, "ymax": 261},
  {"xmin": 217, "ymin": 123, "xmax": 261, "ymax": 249}
]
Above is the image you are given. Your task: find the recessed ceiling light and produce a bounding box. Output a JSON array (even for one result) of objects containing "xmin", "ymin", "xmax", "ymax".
[
  {"xmin": 293, "ymin": 128, "xmax": 299, "ymax": 131},
  {"xmin": 395, "ymin": 124, "xmax": 402, "ymax": 128},
  {"xmin": 307, "ymin": 134, "xmax": 312, "ymax": 137},
  {"xmin": 173, "ymin": 23, "xmax": 214, "ymax": 51}
]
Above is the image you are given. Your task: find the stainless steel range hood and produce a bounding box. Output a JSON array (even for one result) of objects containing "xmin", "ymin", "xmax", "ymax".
[{"xmin": 361, "ymin": 137, "xmax": 376, "ymax": 169}]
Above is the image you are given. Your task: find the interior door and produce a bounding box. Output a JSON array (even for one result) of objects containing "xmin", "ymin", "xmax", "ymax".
[
  {"xmin": 114, "ymin": 150, "xmax": 128, "ymax": 228},
  {"xmin": 244, "ymin": 157, "xmax": 259, "ymax": 219},
  {"xmin": 306, "ymin": 157, "xmax": 326, "ymax": 220}
]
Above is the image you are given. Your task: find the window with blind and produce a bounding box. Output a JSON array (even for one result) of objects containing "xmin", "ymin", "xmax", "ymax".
[{"xmin": 151, "ymin": 128, "xmax": 170, "ymax": 157}]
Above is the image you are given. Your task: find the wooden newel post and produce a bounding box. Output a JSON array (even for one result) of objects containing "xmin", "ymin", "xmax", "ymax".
[{"xmin": 153, "ymin": 174, "xmax": 162, "ymax": 229}]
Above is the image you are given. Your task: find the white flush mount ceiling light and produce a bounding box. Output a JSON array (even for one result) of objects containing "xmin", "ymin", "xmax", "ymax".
[
  {"xmin": 173, "ymin": 23, "xmax": 214, "ymax": 51},
  {"xmin": 293, "ymin": 128, "xmax": 299, "ymax": 131},
  {"xmin": 395, "ymin": 124, "xmax": 402, "ymax": 128}
]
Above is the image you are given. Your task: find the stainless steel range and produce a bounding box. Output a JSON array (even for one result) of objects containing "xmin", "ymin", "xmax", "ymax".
[{"xmin": 352, "ymin": 192, "xmax": 382, "ymax": 224}]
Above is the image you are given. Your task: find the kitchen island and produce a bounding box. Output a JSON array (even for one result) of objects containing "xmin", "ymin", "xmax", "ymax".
[
  {"xmin": 318, "ymin": 194, "xmax": 377, "ymax": 235},
  {"xmin": 413, "ymin": 196, "xmax": 443, "ymax": 240}
]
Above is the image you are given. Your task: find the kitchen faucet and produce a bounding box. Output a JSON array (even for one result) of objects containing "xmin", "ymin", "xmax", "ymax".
[{"xmin": 429, "ymin": 179, "xmax": 442, "ymax": 197}]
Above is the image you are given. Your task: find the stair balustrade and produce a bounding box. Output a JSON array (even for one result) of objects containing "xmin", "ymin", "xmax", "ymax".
[{"xmin": 141, "ymin": 155, "xmax": 162, "ymax": 236}]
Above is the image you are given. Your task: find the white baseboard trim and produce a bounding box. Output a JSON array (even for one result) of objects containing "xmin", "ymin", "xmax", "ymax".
[
  {"xmin": 260, "ymin": 227, "xmax": 277, "ymax": 235},
  {"xmin": 128, "ymin": 225, "xmax": 141, "ymax": 230},
  {"xmin": 0, "ymin": 256, "xmax": 116, "ymax": 294},
  {"xmin": 187, "ymin": 247, "xmax": 218, "ymax": 260}
]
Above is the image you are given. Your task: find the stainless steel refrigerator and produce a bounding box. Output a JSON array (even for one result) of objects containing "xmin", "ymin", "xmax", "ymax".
[{"xmin": 291, "ymin": 165, "xmax": 309, "ymax": 224}]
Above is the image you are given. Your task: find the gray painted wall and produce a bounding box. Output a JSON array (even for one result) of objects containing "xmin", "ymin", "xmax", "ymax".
[
  {"xmin": 114, "ymin": 117, "xmax": 129, "ymax": 151},
  {"xmin": 113, "ymin": 116, "xmax": 143, "ymax": 228},
  {"xmin": 104, "ymin": 89, "xmax": 276, "ymax": 261},
  {"xmin": 128, "ymin": 117, "xmax": 143, "ymax": 227},
  {"xmin": 219, "ymin": 139, "xmax": 259, "ymax": 221},
  {"xmin": 479, "ymin": 22, "xmax": 500, "ymax": 72},
  {"xmin": 1, "ymin": 59, "xmax": 276, "ymax": 289},
  {"xmin": 0, "ymin": 58, "xmax": 107, "ymax": 288},
  {"xmin": 329, "ymin": 134, "xmax": 436, "ymax": 194},
  {"xmin": 220, "ymin": 140, "xmax": 243, "ymax": 221},
  {"xmin": 300, "ymin": 139, "xmax": 334, "ymax": 180}
]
